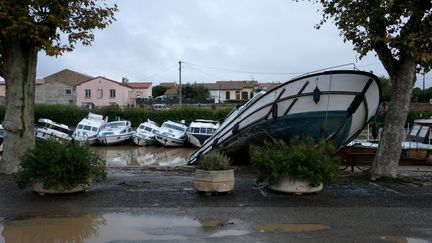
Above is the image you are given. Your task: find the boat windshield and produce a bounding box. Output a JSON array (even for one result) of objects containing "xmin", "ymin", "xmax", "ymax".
[
  {"xmin": 164, "ymin": 123, "xmax": 185, "ymax": 132},
  {"xmin": 37, "ymin": 122, "xmax": 69, "ymax": 134},
  {"xmin": 106, "ymin": 122, "xmax": 126, "ymax": 128},
  {"xmin": 144, "ymin": 126, "xmax": 153, "ymax": 132}
]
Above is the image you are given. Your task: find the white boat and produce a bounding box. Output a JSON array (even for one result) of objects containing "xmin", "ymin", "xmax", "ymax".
[
  {"xmin": 188, "ymin": 70, "xmax": 382, "ymax": 165},
  {"xmin": 132, "ymin": 119, "xmax": 160, "ymax": 146},
  {"xmin": 186, "ymin": 119, "xmax": 220, "ymax": 147},
  {"xmin": 72, "ymin": 113, "xmax": 107, "ymax": 145},
  {"xmin": 34, "ymin": 118, "xmax": 72, "ymax": 142},
  {"xmin": 155, "ymin": 120, "xmax": 188, "ymax": 147},
  {"xmin": 97, "ymin": 120, "xmax": 133, "ymax": 145}
]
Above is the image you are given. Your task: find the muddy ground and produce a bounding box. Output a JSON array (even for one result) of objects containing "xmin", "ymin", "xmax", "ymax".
[{"xmin": 1, "ymin": 166, "xmax": 432, "ymax": 242}]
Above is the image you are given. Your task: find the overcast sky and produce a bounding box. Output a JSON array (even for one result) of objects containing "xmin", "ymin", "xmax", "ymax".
[{"xmin": 36, "ymin": 0, "xmax": 431, "ymax": 87}]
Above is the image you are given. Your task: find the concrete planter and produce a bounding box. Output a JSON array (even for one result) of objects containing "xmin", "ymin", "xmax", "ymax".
[
  {"xmin": 32, "ymin": 181, "xmax": 91, "ymax": 195},
  {"xmin": 193, "ymin": 169, "xmax": 235, "ymax": 193},
  {"xmin": 269, "ymin": 176, "xmax": 323, "ymax": 194}
]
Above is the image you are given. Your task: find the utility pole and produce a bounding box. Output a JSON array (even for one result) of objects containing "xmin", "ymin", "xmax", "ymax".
[
  {"xmin": 178, "ymin": 60, "xmax": 182, "ymax": 105},
  {"xmin": 423, "ymin": 72, "xmax": 426, "ymax": 91}
]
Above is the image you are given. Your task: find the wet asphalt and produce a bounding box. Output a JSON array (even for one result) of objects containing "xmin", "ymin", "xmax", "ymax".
[{"xmin": 1, "ymin": 166, "xmax": 432, "ymax": 242}]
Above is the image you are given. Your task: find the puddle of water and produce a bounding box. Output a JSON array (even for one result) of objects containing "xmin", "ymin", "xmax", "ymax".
[
  {"xmin": 91, "ymin": 145, "xmax": 196, "ymax": 167},
  {"xmin": 256, "ymin": 223, "xmax": 330, "ymax": 233},
  {"xmin": 383, "ymin": 236, "xmax": 430, "ymax": 243},
  {"xmin": 0, "ymin": 213, "xmax": 248, "ymax": 242}
]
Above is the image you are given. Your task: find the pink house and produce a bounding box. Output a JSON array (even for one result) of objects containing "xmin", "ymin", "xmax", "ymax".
[{"xmin": 75, "ymin": 76, "xmax": 132, "ymax": 107}]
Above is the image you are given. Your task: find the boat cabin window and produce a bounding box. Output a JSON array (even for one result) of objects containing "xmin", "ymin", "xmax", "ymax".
[
  {"xmin": 91, "ymin": 127, "xmax": 98, "ymax": 132},
  {"xmin": 418, "ymin": 126, "xmax": 429, "ymax": 138},
  {"xmin": 409, "ymin": 125, "xmax": 421, "ymax": 136},
  {"xmin": 138, "ymin": 125, "xmax": 144, "ymax": 129},
  {"xmin": 106, "ymin": 122, "xmax": 126, "ymax": 128},
  {"xmin": 193, "ymin": 127, "xmax": 199, "ymax": 133},
  {"xmin": 200, "ymin": 128, "xmax": 206, "ymax": 133},
  {"xmin": 206, "ymin": 128, "xmax": 213, "ymax": 134},
  {"xmin": 164, "ymin": 123, "xmax": 185, "ymax": 132},
  {"xmin": 144, "ymin": 127, "xmax": 152, "ymax": 132},
  {"xmin": 83, "ymin": 125, "xmax": 92, "ymax": 131},
  {"xmin": 77, "ymin": 124, "xmax": 84, "ymax": 129}
]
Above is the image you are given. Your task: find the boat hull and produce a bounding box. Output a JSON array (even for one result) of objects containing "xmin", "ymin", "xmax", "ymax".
[
  {"xmin": 155, "ymin": 134, "xmax": 185, "ymax": 147},
  {"xmin": 188, "ymin": 70, "xmax": 382, "ymax": 165},
  {"xmin": 132, "ymin": 134, "xmax": 156, "ymax": 146},
  {"xmin": 97, "ymin": 133, "xmax": 132, "ymax": 145},
  {"xmin": 187, "ymin": 133, "xmax": 211, "ymax": 148}
]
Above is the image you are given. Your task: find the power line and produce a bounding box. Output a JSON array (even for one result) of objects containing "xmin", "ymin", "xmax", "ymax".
[
  {"xmin": 139, "ymin": 64, "xmax": 177, "ymax": 81},
  {"xmin": 182, "ymin": 61, "xmax": 303, "ymax": 75},
  {"xmin": 185, "ymin": 66, "xmax": 229, "ymax": 81}
]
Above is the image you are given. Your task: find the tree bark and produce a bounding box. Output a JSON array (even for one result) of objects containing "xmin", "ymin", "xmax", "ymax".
[
  {"xmin": 0, "ymin": 41, "xmax": 37, "ymax": 174},
  {"xmin": 370, "ymin": 58, "xmax": 416, "ymax": 179}
]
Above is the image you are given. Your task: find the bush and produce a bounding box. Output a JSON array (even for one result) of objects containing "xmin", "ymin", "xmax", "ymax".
[
  {"xmin": 198, "ymin": 150, "xmax": 231, "ymax": 170},
  {"xmin": 16, "ymin": 139, "xmax": 106, "ymax": 191},
  {"xmin": 22, "ymin": 104, "xmax": 233, "ymax": 128},
  {"xmin": 250, "ymin": 136, "xmax": 339, "ymax": 187}
]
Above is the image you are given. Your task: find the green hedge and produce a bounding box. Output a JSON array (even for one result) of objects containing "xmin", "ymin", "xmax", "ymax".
[{"xmin": 0, "ymin": 105, "xmax": 232, "ymax": 127}]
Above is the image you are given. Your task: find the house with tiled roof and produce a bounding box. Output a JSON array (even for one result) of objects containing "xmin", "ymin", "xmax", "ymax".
[
  {"xmin": 202, "ymin": 80, "xmax": 258, "ymax": 103},
  {"xmin": 75, "ymin": 76, "xmax": 133, "ymax": 107},
  {"xmin": 35, "ymin": 69, "xmax": 94, "ymax": 104},
  {"xmin": 126, "ymin": 82, "xmax": 153, "ymax": 106}
]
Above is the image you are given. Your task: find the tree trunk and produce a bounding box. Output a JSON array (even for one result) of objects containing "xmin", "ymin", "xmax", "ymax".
[
  {"xmin": 0, "ymin": 41, "xmax": 37, "ymax": 174},
  {"xmin": 370, "ymin": 59, "xmax": 416, "ymax": 179}
]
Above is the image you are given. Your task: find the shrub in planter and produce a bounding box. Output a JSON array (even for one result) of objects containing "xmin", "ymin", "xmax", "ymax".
[
  {"xmin": 193, "ymin": 150, "xmax": 234, "ymax": 193},
  {"xmin": 250, "ymin": 136, "xmax": 339, "ymax": 190},
  {"xmin": 198, "ymin": 150, "xmax": 231, "ymax": 171},
  {"xmin": 16, "ymin": 139, "xmax": 106, "ymax": 193}
]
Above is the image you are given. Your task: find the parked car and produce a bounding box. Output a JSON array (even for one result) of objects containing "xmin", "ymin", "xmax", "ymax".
[{"xmin": 152, "ymin": 104, "xmax": 169, "ymax": 111}]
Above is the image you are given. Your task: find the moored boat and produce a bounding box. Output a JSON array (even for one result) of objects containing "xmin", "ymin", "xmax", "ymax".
[
  {"xmin": 72, "ymin": 112, "xmax": 107, "ymax": 145},
  {"xmin": 97, "ymin": 120, "xmax": 133, "ymax": 145},
  {"xmin": 132, "ymin": 119, "xmax": 160, "ymax": 146},
  {"xmin": 155, "ymin": 120, "xmax": 187, "ymax": 147},
  {"xmin": 186, "ymin": 119, "xmax": 220, "ymax": 147},
  {"xmin": 34, "ymin": 118, "xmax": 72, "ymax": 142},
  {"xmin": 188, "ymin": 69, "xmax": 382, "ymax": 165}
]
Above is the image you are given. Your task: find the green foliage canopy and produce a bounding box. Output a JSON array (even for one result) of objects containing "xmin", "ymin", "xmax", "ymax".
[
  {"xmin": 317, "ymin": 0, "xmax": 432, "ymax": 74},
  {"xmin": 0, "ymin": 0, "xmax": 118, "ymax": 76},
  {"xmin": 152, "ymin": 85, "xmax": 169, "ymax": 98}
]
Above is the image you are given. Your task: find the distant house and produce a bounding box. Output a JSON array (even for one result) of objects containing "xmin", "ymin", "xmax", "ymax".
[
  {"xmin": 35, "ymin": 69, "xmax": 93, "ymax": 104},
  {"xmin": 203, "ymin": 80, "xmax": 257, "ymax": 103},
  {"xmin": 75, "ymin": 76, "xmax": 132, "ymax": 107},
  {"xmin": 127, "ymin": 82, "xmax": 152, "ymax": 98},
  {"xmin": 159, "ymin": 82, "xmax": 178, "ymax": 98}
]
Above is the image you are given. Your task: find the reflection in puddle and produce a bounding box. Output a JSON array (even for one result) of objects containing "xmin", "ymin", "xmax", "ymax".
[
  {"xmin": 0, "ymin": 214, "xmax": 249, "ymax": 242},
  {"xmin": 383, "ymin": 236, "xmax": 430, "ymax": 243},
  {"xmin": 91, "ymin": 145, "xmax": 196, "ymax": 167},
  {"xmin": 256, "ymin": 223, "xmax": 330, "ymax": 233},
  {"xmin": 1, "ymin": 215, "xmax": 105, "ymax": 243}
]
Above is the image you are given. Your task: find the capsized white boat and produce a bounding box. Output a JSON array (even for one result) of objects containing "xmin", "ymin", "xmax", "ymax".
[
  {"xmin": 72, "ymin": 112, "xmax": 107, "ymax": 145},
  {"xmin": 35, "ymin": 118, "xmax": 72, "ymax": 142},
  {"xmin": 132, "ymin": 119, "xmax": 160, "ymax": 146},
  {"xmin": 188, "ymin": 70, "xmax": 382, "ymax": 164},
  {"xmin": 155, "ymin": 120, "xmax": 188, "ymax": 147},
  {"xmin": 186, "ymin": 119, "xmax": 220, "ymax": 147},
  {"xmin": 97, "ymin": 120, "xmax": 133, "ymax": 145}
]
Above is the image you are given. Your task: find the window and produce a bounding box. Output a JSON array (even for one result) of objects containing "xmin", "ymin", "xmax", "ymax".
[
  {"xmin": 85, "ymin": 89, "xmax": 91, "ymax": 99},
  {"xmin": 97, "ymin": 89, "xmax": 103, "ymax": 99},
  {"xmin": 109, "ymin": 89, "xmax": 116, "ymax": 98},
  {"xmin": 225, "ymin": 91, "xmax": 230, "ymax": 100},
  {"xmin": 241, "ymin": 91, "xmax": 248, "ymax": 100},
  {"xmin": 65, "ymin": 89, "xmax": 72, "ymax": 95}
]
